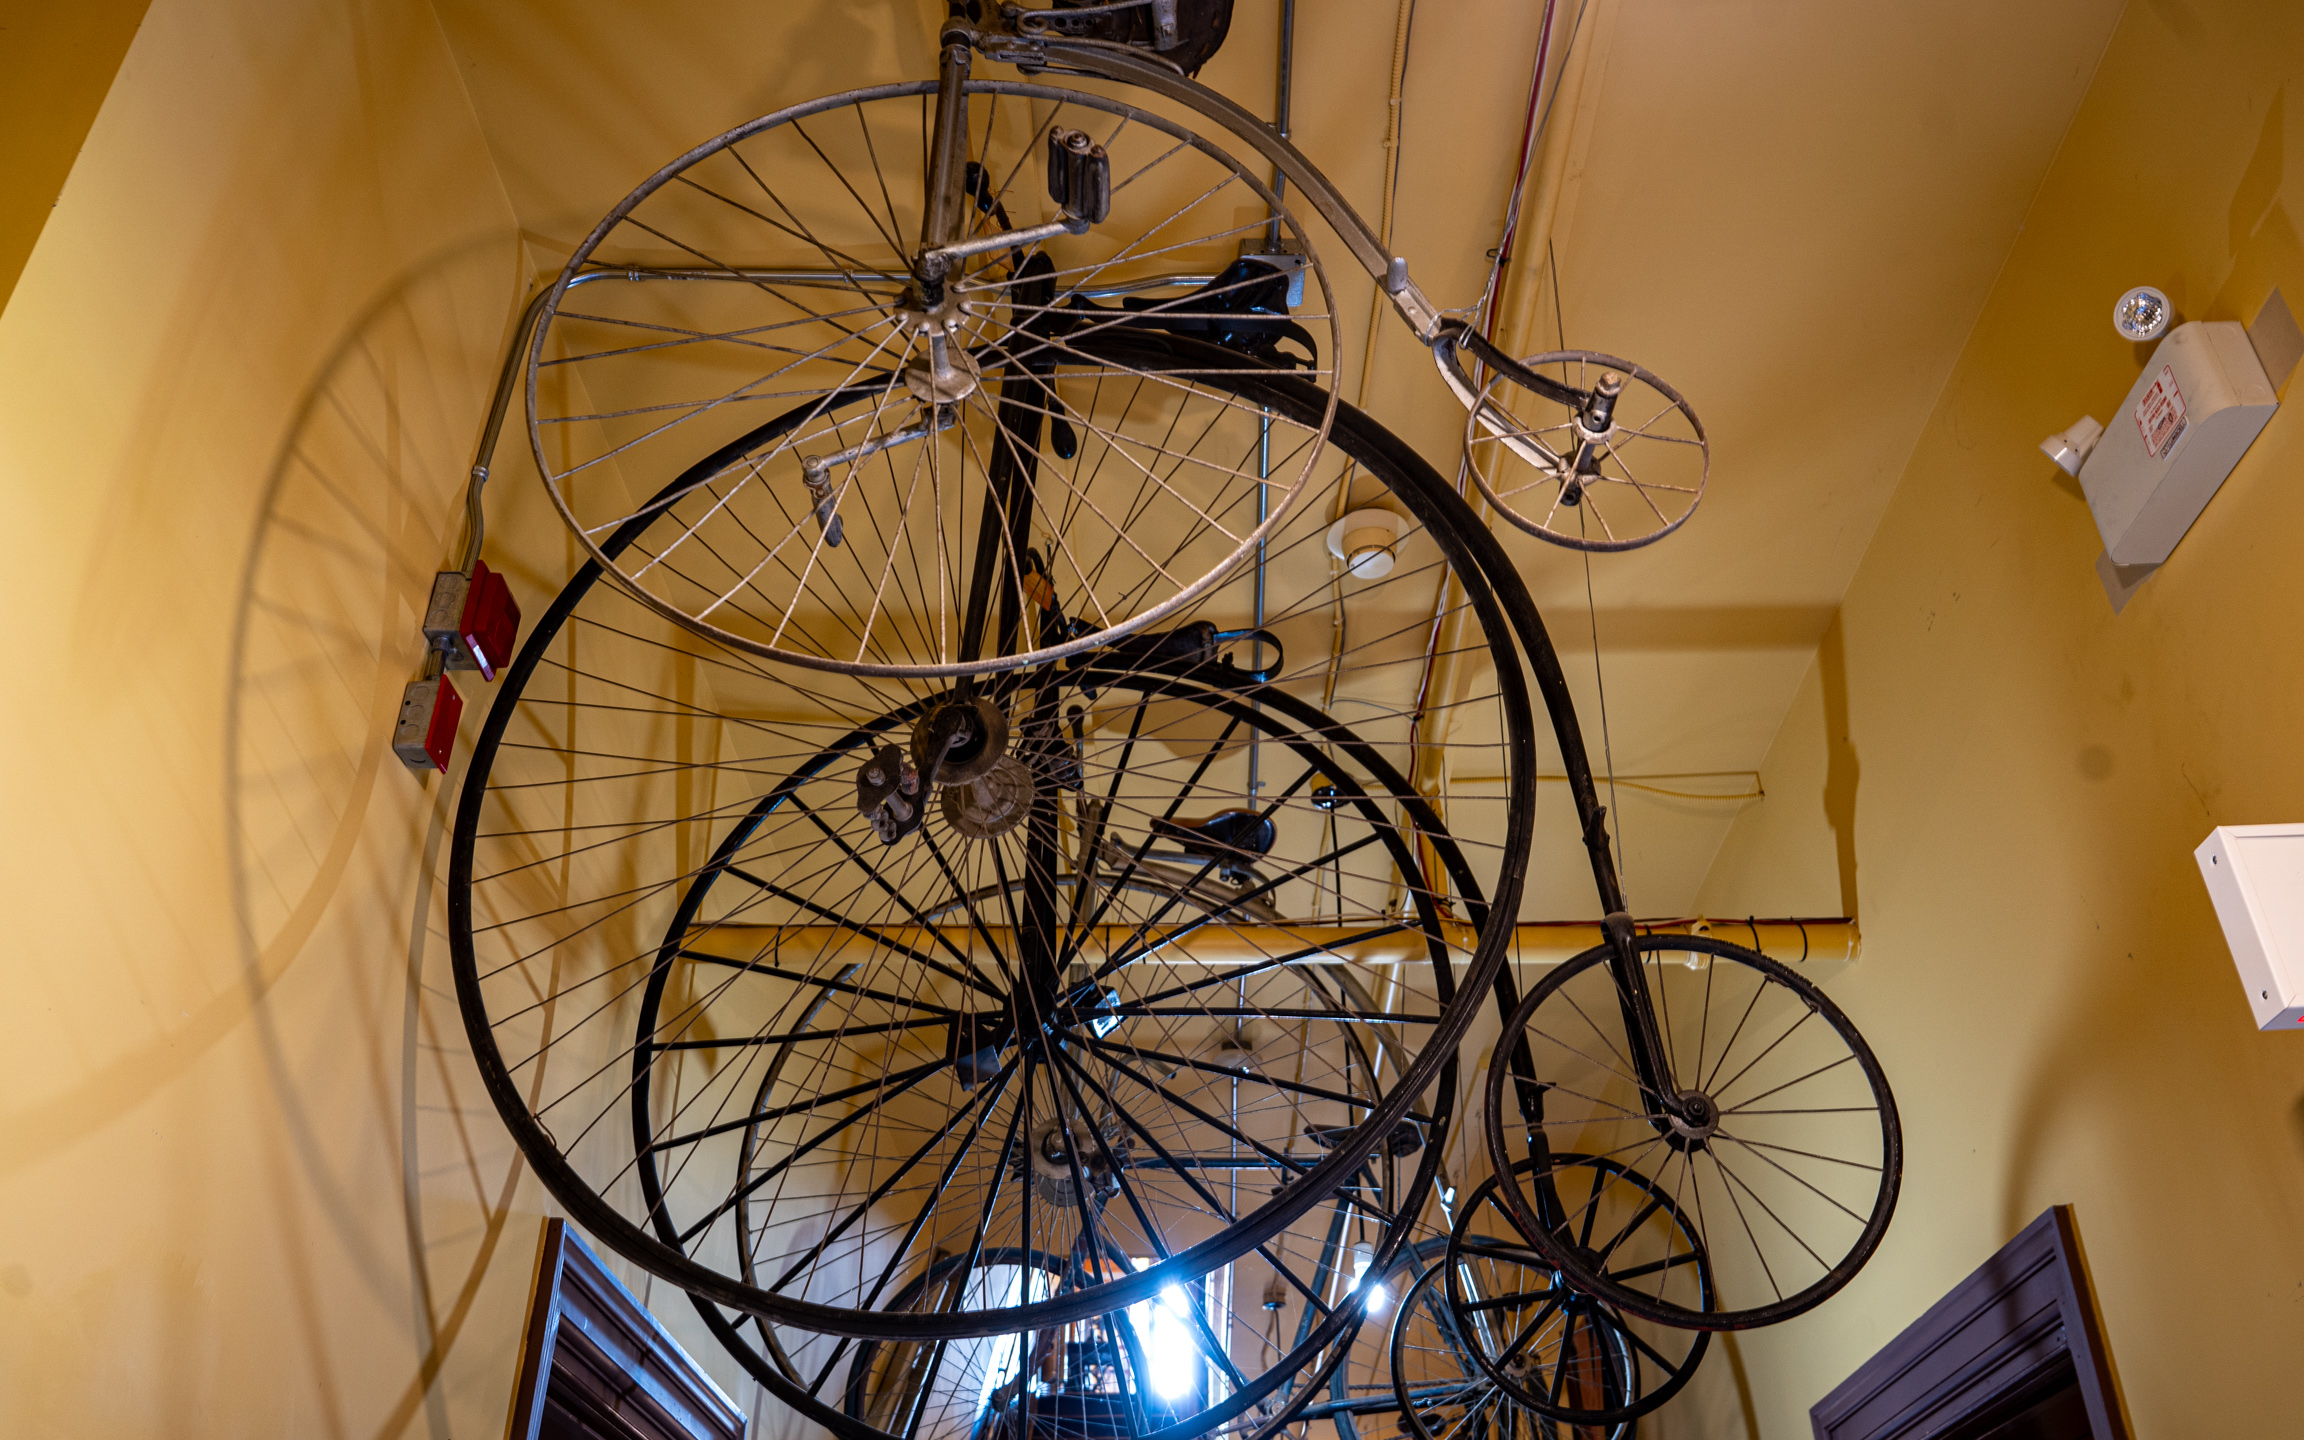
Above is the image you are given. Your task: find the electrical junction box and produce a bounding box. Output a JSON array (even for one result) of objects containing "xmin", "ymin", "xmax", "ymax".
[
  {"xmin": 393, "ymin": 674, "xmax": 464, "ymax": 773},
  {"xmin": 2078, "ymin": 322, "xmax": 2277, "ymax": 565},
  {"xmin": 423, "ymin": 561, "xmax": 522, "ymax": 681},
  {"xmin": 2194, "ymin": 825, "xmax": 2304, "ymax": 1031},
  {"xmin": 456, "ymin": 560, "xmax": 521, "ymax": 680}
]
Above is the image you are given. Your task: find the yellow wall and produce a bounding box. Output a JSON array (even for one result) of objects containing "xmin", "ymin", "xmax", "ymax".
[
  {"xmin": 12, "ymin": 0, "xmax": 2302, "ymax": 1436},
  {"xmin": 1689, "ymin": 0, "xmax": 2304, "ymax": 1432},
  {"xmin": 0, "ymin": 0, "xmax": 154, "ymax": 317},
  {"xmin": 0, "ymin": 0, "xmax": 606, "ymax": 1433}
]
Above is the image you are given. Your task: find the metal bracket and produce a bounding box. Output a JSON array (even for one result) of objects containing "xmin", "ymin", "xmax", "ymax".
[
  {"xmin": 1383, "ymin": 264, "xmax": 1444, "ymax": 342},
  {"xmin": 1430, "ymin": 322, "xmax": 1592, "ymax": 477},
  {"xmin": 799, "ymin": 405, "xmax": 960, "ymax": 547},
  {"xmin": 1237, "ymin": 240, "xmax": 1307, "ymax": 307},
  {"xmin": 952, "ymin": 18, "xmax": 1396, "ymax": 285}
]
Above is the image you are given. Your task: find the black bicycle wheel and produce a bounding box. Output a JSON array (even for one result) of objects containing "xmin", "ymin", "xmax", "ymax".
[
  {"xmin": 1441, "ymin": 1158, "xmax": 1707, "ymax": 1428},
  {"xmin": 669, "ymin": 683, "xmax": 1464, "ymax": 1440},
  {"xmin": 448, "ymin": 332, "xmax": 1538, "ymax": 1351},
  {"xmin": 836, "ymin": 1246, "xmax": 1070, "ymax": 1435},
  {"xmin": 1392, "ymin": 1255, "xmax": 1629, "ymax": 1440},
  {"xmin": 1484, "ymin": 936, "xmax": 1900, "ymax": 1331}
]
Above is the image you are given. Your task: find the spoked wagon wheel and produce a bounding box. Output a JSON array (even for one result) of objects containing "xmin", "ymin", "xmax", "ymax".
[
  {"xmin": 1438, "ymin": 1158, "xmax": 1707, "ymax": 1430},
  {"xmin": 1454, "ymin": 345, "xmax": 1708, "ymax": 552},
  {"xmin": 527, "ymin": 77, "xmax": 1341, "ymax": 678},
  {"xmin": 449, "ymin": 343, "xmax": 1537, "ymax": 1351},
  {"xmin": 1484, "ymin": 935, "xmax": 1900, "ymax": 1331}
]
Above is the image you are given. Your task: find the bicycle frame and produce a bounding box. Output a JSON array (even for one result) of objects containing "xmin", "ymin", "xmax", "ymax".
[
  {"xmin": 946, "ymin": 9, "xmax": 1601, "ymax": 492},
  {"xmin": 922, "ymin": 11, "xmax": 1689, "ymax": 1130}
]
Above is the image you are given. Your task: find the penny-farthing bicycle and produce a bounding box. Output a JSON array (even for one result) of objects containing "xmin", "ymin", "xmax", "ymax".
[
  {"xmin": 450, "ymin": 333, "xmax": 1540, "ymax": 1395},
  {"xmin": 520, "ymin": 3, "xmax": 1710, "ymax": 690},
  {"xmin": 467, "ymin": 0, "xmax": 1894, "ymax": 1421}
]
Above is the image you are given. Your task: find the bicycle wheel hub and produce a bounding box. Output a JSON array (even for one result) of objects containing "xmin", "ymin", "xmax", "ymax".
[
  {"xmin": 913, "ymin": 694, "xmax": 1008, "ymax": 784},
  {"xmin": 941, "ymin": 755, "xmax": 1032, "ymax": 838},
  {"xmin": 1667, "ymin": 1090, "xmax": 1721, "ymax": 1147},
  {"xmin": 897, "ymin": 288, "xmax": 981, "ymax": 403},
  {"xmin": 1024, "ymin": 1115, "xmax": 1130, "ymax": 1208}
]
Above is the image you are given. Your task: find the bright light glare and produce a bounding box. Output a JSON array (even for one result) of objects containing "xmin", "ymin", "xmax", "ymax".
[
  {"xmin": 972, "ymin": 1267, "xmax": 1031, "ymax": 1416},
  {"xmin": 1346, "ymin": 1242, "xmax": 1388, "ymax": 1311},
  {"xmin": 1144, "ymin": 1285, "xmax": 1199, "ymax": 1400}
]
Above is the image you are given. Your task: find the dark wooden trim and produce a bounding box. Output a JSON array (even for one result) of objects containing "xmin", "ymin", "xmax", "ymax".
[
  {"xmin": 505, "ymin": 1217, "xmax": 747, "ymax": 1440},
  {"xmin": 1810, "ymin": 1206, "xmax": 2129, "ymax": 1440},
  {"xmin": 2044, "ymin": 1208, "xmax": 2130, "ymax": 1440},
  {"xmin": 506, "ymin": 1220, "xmax": 571, "ymax": 1440}
]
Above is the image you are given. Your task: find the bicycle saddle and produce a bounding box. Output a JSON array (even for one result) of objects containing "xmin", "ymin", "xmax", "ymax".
[
  {"xmin": 1150, "ymin": 808, "xmax": 1276, "ymax": 863},
  {"xmin": 1015, "ymin": 0, "xmax": 1236, "ymax": 77}
]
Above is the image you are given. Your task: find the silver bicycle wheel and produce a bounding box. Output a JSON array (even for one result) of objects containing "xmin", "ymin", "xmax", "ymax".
[
  {"xmin": 1462, "ymin": 350, "xmax": 1708, "ymax": 552},
  {"xmin": 527, "ymin": 79, "xmax": 1341, "ymax": 678}
]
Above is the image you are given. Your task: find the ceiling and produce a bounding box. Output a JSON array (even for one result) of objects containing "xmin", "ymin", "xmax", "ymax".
[{"xmin": 428, "ymin": 0, "xmax": 2128, "ymax": 917}]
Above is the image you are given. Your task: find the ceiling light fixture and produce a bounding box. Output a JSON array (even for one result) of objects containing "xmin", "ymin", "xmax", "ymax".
[{"xmin": 2113, "ymin": 285, "xmax": 2173, "ymax": 342}]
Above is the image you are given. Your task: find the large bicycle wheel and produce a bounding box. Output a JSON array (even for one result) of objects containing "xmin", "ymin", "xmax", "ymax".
[
  {"xmin": 1484, "ymin": 935, "xmax": 1900, "ymax": 1331},
  {"xmin": 1440, "ymin": 1159, "xmax": 1706, "ymax": 1429},
  {"xmin": 527, "ymin": 78, "xmax": 1341, "ymax": 678},
  {"xmin": 450, "ymin": 341, "xmax": 1537, "ymax": 1345},
  {"xmin": 778, "ymin": 973, "xmax": 1440, "ymax": 1440},
  {"xmin": 679, "ymin": 786, "xmax": 1456, "ymax": 1440}
]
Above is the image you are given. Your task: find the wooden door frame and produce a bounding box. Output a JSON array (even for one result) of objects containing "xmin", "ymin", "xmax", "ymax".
[
  {"xmin": 506, "ymin": 1218, "xmax": 748, "ymax": 1440},
  {"xmin": 1810, "ymin": 1206, "xmax": 2129, "ymax": 1440}
]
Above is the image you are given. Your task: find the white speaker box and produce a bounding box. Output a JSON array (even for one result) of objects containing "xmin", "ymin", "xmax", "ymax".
[{"xmin": 2195, "ymin": 825, "xmax": 2304, "ymax": 1031}]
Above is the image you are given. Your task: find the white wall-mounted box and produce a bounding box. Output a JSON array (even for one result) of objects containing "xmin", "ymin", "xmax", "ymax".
[
  {"xmin": 2194, "ymin": 825, "xmax": 2304, "ymax": 1031},
  {"xmin": 2079, "ymin": 322, "xmax": 2277, "ymax": 565}
]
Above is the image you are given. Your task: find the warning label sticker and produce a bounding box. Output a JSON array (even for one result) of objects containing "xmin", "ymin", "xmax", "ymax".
[{"xmin": 2136, "ymin": 365, "xmax": 2189, "ymax": 459}]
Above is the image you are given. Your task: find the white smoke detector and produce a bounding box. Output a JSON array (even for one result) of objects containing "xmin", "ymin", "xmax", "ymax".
[{"xmin": 1326, "ymin": 509, "xmax": 1403, "ymax": 579}]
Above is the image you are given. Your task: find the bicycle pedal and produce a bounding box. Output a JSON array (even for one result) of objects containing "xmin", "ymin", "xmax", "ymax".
[
  {"xmin": 1046, "ymin": 128, "xmax": 1111, "ymax": 225},
  {"xmin": 854, "ymin": 743, "xmax": 922, "ymax": 844}
]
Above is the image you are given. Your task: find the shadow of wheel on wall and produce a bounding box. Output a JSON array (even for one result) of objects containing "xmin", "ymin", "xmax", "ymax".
[{"xmin": 223, "ymin": 234, "xmax": 552, "ymax": 1440}]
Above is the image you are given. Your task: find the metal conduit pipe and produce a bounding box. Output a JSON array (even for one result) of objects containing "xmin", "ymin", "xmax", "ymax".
[
  {"xmin": 1403, "ymin": 0, "xmax": 1562, "ymax": 909},
  {"xmin": 1246, "ymin": 0, "xmax": 1295, "ymax": 808},
  {"xmin": 683, "ymin": 917, "xmax": 1860, "ymax": 972}
]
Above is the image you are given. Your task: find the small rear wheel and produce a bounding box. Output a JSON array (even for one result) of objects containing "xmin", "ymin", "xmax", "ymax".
[
  {"xmin": 1461, "ymin": 349, "xmax": 1708, "ymax": 552},
  {"xmin": 1439, "ymin": 1157, "xmax": 1707, "ymax": 1428},
  {"xmin": 1389, "ymin": 1252, "xmax": 1627, "ymax": 1440},
  {"xmin": 1484, "ymin": 935, "xmax": 1900, "ymax": 1330}
]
